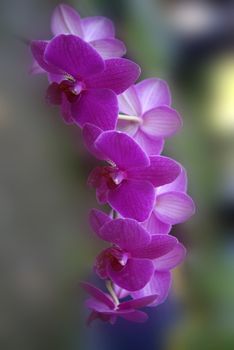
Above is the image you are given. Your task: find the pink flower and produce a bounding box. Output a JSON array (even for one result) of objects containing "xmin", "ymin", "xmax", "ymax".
[
  {"xmin": 87, "ymin": 130, "xmax": 180, "ymax": 221},
  {"xmin": 81, "ymin": 282, "xmax": 158, "ymax": 325},
  {"xmin": 31, "ymin": 35, "xmax": 140, "ymax": 129},
  {"xmin": 143, "ymin": 167, "xmax": 195, "ymax": 234},
  {"xmin": 90, "ymin": 209, "xmax": 177, "ymax": 291},
  {"xmin": 118, "ymin": 79, "xmax": 182, "ymax": 155}
]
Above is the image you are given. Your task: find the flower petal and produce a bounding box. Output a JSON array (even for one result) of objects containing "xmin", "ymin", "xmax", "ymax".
[
  {"xmin": 89, "ymin": 209, "xmax": 111, "ymax": 234},
  {"xmin": 95, "ymin": 131, "xmax": 149, "ymax": 169},
  {"xmin": 81, "ymin": 16, "xmax": 115, "ymax": 41},
  {"xmin": 136, "ymin": 78, "xmax": 171, "ymax": 113},
  {"xmin": 90, "ymin": 38, "xmax": 126, "ymax": 58},
  {"xmin": 51, "ymin": 4, "xmax": 83, "ymax": 36},
  {"xmin": 118, "ymin": 85, "xmax": 142, "ymax": 116},
  {"xmin": 82, "ymin": 123, "xmax": 105, "ymax": 159},
  {"xmin": 72, "ymin": 89, "xmax": 118, "ymax": 130},
  {"xmin": 31, "ymin": 40, "xmax": 61, "ymax": 74},
  {"xmin": 108, "ymin": 258, "xmax": 154, "ymax": 291},
  {"xmin": 60, "ymin": 93, "xmax": 74, "ymax": 124},
  {"xmin": 133, "ymin": 129, "xmax": 164, "ymax": 155},
  {"xmin": 108, "ymin": 180, "xmax": 155, "ymax": 222},
  {"xmin": 44, "ymin": 34, "xmax": 104, "ymax": 79},
  {"xmin": 119, "ymin": 294, "xmax": 158, "ymax": 310},
  {"xmin": 157, "ymin": 166, "xmax": 188, "ymax": 194},
  {"xmin": 99, "ymin": 218, "xmax": 151, "ymax": 250},
  {"xmin": 132, "ymin": 271, "xmax": 172, "ymax": 306},
  {"xmin": 143, "ymin": 211, "xmax": 171, "ymax": 235},
  {"xmin": 129, "ymin": 156, "xmax": 180, "ymax": 187},
  {"xmin": 154, "ymin": 243, "xmax": 186, "ymax": 271},
  {"xmin": 141, "ymin": 106, "xmax": 182, "ymax": 138},
  {"xmin": 155, "ymin": 191, "xmax": 195, "ymax": 225},
  {"xmin": 131, "ymin": 234, "xmax": 177, "ymax": 259},
  {"xmin": 85, "ymin": 58, "xmax": 141, "ymax": 94},
  {"xmin": 81, "ymin": 282, "xmax": 115, "ymax": 309}
]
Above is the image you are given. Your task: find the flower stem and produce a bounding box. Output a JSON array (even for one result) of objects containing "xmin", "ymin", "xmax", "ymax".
[{"xmin": 106, "ymin": 280, "xmax": 119, "ymax": 306}]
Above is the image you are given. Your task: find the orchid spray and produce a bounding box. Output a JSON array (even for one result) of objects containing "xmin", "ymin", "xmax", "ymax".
[{"xmin": 31, "ymin": 4, "xmax": 195, "ymax": 325}]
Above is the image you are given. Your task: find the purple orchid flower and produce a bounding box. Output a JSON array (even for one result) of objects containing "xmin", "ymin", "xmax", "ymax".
[
  {"xmin": 51, "ymin": 4, "xmax": 126, "ymax": 59},
  {"xmin": 117, "ymin": 78, "xmax": 182, "ymax": 155},
  {"xmin": 31, "ymin": 4, "xmax": 126, "ymax": 75},
  {"xmin": 31, "ymin": 34, "xmax": 140, "ymax": 128},
  {"xmin": 114, "ymin": 241, "xmax": 186, "ymax": 306},
  {"xmin": 87, "ymin": 130, "xmax": 180, "ymax": 221},
  {"xmin": 89, "ymin": 209, "xmax": 177, "ymax": 291},
  {"xmin": 81, "ymin": 282, "xmax": 158, "ymax": 325},
  {"xmin": 143, "ymin": 167, "xmax": 195, "ymax": 234}
]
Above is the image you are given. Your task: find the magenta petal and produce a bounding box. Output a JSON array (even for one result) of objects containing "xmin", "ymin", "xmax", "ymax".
[
  {"xmin": 120, "ymin": 310, "xmax": 148, "ymax": 323},
  {"xmin": 89, "ymin": 209, "xmax": 111, "ymax": 234},
  {"xmin": 136, "ymin": 78, "xmax": 171, "ymax": 113},
  {"xmin": 81, "ymin": 16, "xmax": 115, "ymax": 41},
  {"xmin": 31, "ymin": 40, "xmax": 61, "ymax": 74},
  {"xmin": 82, "ymin": 123, "xmax": 105, "ymax": 159},
  {"xmin": 72, "ymin": 89, "xmax": 118, "ymax": 130},
  {"xmin": 99, "ymin": 218, "xmax": 151, "ymax": 251},
  {"xmin": 95, "ymin": 131, "xmax": 149, "ymax": 169},
  {"xmin": 118, "ymin": 85, "xmax": 142, "ymax": 116},
  {"xmin": 90, "ymin": 38, "xmax": 126, "ymax": 58},
  {"xmin": 108, "ymin": 258, "xmax": 154, "ymax": 291},
  {"xmin": 51, "ymin": 4, "xmax": 83, "ymax": 36},
  {"xmin": 108, "ymin": 180, "xmax": 155, "ymax": 222},
  {"xmin": 158, "ymin": 166, "xmax": 188, "ymax": 194},
  {"xmin": 85, "ymin": 58, "xmax": 141, "ymax": 94},
  {"xmin": 85, "ymin": 298, "xmax": 111, "ymax": 313},
  {"xmin": 81, "ymin": 282, "xmax": 115, "ymax": 309},
  {"xmin": 129, "ymin": 156, "xmax": 180, "ymax": 187},
  {"xmin": 133, "ymin": 129, "xmax": 164, "ymax": 155},
  {"xmin": 132, "ymin": 271, "xmax": 172, "ymax": 306},
  {"xmin": 143, "ymin": 211, "xmax": 171, "ymax": 235},
  {"xmin": 30, "ymin": 60, "xmax": 45, "ymax": 75},
  {"xmin": 141, "ymin": 106, "xmax": 182, "ymax": 138},
  {"xmin": 119, "ymin": 294, "xmax": 158, "ymax": 310},
  {"xmin": 44, "ymin": 34, "xmax": 104, "ymax": 79},
  {"xmin": 131, "ymin": 234, "xmax": 177, "ymax": 259},
  {"xmin": 154, "ymin": 243, "xmax": 186, "ymax": 271},
  {"xmin": 155, "ymin": 191, "xmax": 195, "ymax": 225}
]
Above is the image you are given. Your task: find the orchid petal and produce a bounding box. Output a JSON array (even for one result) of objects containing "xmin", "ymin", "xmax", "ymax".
[
  {"xmin": 89, "ymin": 209, "xmax": 112, "ymax": 234},
  {"xmin": 129, "ymin": 156, "xmax": 180, "ymax": 187},
  {"xmin": 99, "ymin": 218, "xmax": 151, "ymax": 250},
  {"xmin": 82, "ymin": 123, "xmax": 105, "ymax": 159},
  {"xmin": 45, "ymin": 34, "xmax": 104, "ymax": 79},
  {"xmin": 90, "ymin": 38, "xmax": 126, "ymax": 58},
  {"xmin": 72, "ymin": 89, "xmax": 118, "ymax": 130},
  {"xmin": 132, "ymin": 271, "xmax": 172, "ymax": 306},
  {"xmin": 81, "ymin": 282, "xmax": 115, "ymax": 309},
  {"xmin": 81, "ymin": 16, "xmax": 115, "ymax": 41},
  {"xmin": 143, "ymin": 211, "xmax": 171, "ymax": 235},
  {"xmin": 141, "ymin": 106, "xmax": 182, "ymax": 138},
  {"xmin": 131, "ymin": 234, "xmax": 177, "ymax": 259},
  {"xmin": 155, "ymin": 191, "xmax": 195, "ymax": 225},
  {"xmin": 118, "ymin": 85, "xmax": 142, "ymax": 116},
  {"xmin": 108, "ymin": 180, "xmax": 155, "ymax": 222},
  {"xmin": 95, "ymin": 131, "xmax": 149, "ymax": 169},
  {"xmin": 154, "ymin": 243, "xmax": 186, "ymax": 271},
  {"xmin": 51, "ymin": 4, "xmax": 83, "ymax": 36},
  {"xmin": 85, "ymin": 58, "xmax": 141, "ymax": 94},
  {"xmin": 108, "ymin": 258, "xmax": 154, "ymax": 291},
  {"xmin": 133, "ymin": 129, "xmax": 164, "ymax": 155}
]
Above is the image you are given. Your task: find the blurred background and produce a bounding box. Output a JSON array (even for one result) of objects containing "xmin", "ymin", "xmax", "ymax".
[{"xmin": 1, "ymin": 0, "xmax": 234, "ymax": 349}]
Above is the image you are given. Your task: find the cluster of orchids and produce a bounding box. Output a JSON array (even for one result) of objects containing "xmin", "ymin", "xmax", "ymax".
[{"xmin": 31, "ymin": 4, "xmax": 195, "ymax": 325}]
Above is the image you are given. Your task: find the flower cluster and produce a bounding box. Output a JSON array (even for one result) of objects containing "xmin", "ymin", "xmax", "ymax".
[{"xmin": 31, "ymin": 4, "xmax": 195, "ymax": 325}]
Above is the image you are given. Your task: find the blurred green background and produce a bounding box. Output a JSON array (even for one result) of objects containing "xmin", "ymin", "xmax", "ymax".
[{"xmin": 1, "ymin": 0, "xmax": 234, "ymax": 349}]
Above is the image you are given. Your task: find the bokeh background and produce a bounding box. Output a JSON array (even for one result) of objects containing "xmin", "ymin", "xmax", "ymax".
[{"xmin": 1, "ymin": 0, "xmax": 234, "ymax": 349}]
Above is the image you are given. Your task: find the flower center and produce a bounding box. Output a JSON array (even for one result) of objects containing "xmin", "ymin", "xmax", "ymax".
[
  {"xmin": 89, "ymin": 166, "xmax": 126, "ymax": 191},
  {"xmin": 96, "ymin": 247, "xmax": 129, "ymax": 279},
  {"xmin": 58, "ymin": 78, "xmax": 85, "ymax": 103}
]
